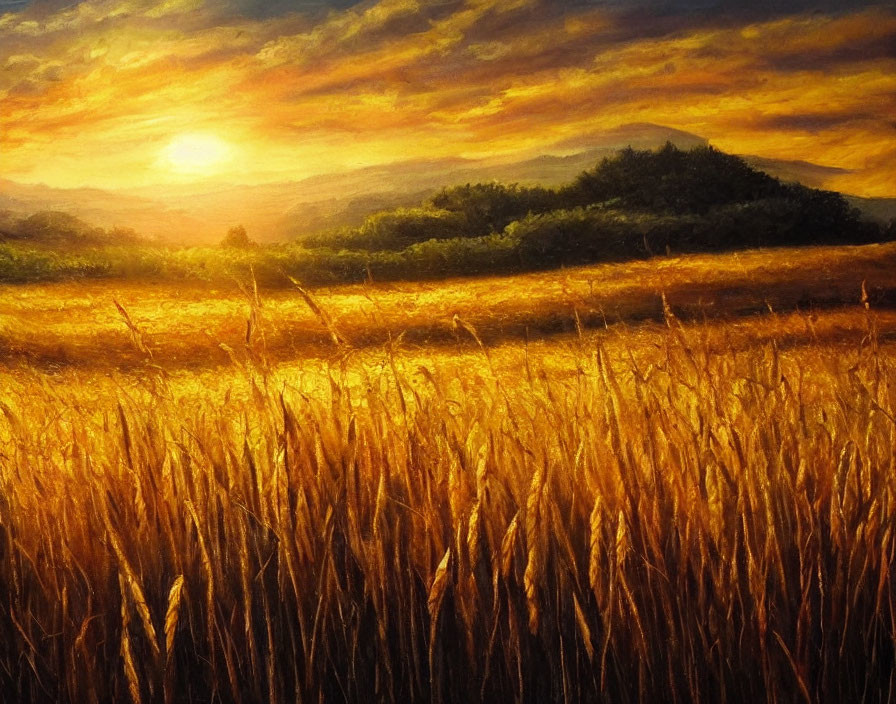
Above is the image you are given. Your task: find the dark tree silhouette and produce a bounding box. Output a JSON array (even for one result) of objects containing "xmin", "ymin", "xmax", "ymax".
[{"xmin": 221, "ymin": 224, "xmax": 253, "ymax": 248}]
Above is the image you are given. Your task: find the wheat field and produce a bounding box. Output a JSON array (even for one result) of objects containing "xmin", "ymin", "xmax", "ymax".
[{"xmin": 1, "ymin": 249, "xmax": 896, "ymax": 702}]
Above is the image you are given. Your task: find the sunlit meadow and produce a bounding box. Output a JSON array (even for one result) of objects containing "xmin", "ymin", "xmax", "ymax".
[{"xmin": 1, "ymin": 244, "xmax": 896, "ymax": 702}]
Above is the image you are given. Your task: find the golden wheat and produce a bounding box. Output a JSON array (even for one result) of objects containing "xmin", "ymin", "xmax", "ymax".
[{"xmin": 0, "ymin": 292, "xmax": 894, "ymax": 702}]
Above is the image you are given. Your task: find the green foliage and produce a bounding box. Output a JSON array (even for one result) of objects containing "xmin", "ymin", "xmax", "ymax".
[
  {"xmin": 0, "ymin": 145, "xmax": 890, "ymax": 286},
  {"xmin": 505, "ymin": 208, "xmax": 647, "ymax": 268},
  {"xmin": 560, "ymin": 143, "xmax": 786, "ymax": 214},
  {"xmin": 0, "ymin": 211, "xmax": 143, "ymax": 246},
  {"xmin": 221, "ymin": 224, "xmax": 254, "ymax": 248},
  {"xmin": 428, "ymin": 182, "xmax": 555, "ymax": 234},
  {"xmin": 307, "ymin": 208, "xmax": 468, "ymax": 251},
  {"xmin": 15, "ymin": 211, "xmax": 106, "ymax": 244},
  {"xmin": 308, "ymin": 183, "xmax": 556, "ymax": 252},
  {"xmin": 0, "ymin": 244, "xmax": 111, "ymax": 282}
]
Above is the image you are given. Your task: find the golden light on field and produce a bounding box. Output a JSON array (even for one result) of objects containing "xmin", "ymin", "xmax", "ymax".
[
  {"xmin": 162, "ymin": 133, "xmax": 232, "ymax": 175},
  {"xmin": 2, "ymin": 253, "xmax": 896, "ymax": 700}
]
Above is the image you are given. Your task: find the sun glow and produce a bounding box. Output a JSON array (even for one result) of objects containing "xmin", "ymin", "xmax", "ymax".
[{"xmin": 162, "ymin": 133, "xmax": 232, "ymax": 174}]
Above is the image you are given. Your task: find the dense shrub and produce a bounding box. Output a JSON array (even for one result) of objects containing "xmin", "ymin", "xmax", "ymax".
[
  {"xmin": 504, "ymin": 208, "xmax": 647, "ymax": 267},
  {"xmin": 0, "ymin": 145, "xmax": 890, "ymax": 286},
  {"xmin": 560, "ymin": 143, "xmax": 787, "ymax": 214},
  {"xmin": 307, "ymin": 208, "xmax": 468, "ymax": 251},
  {"xmin": 220, "ymin": 225, "xmax": 254, "ymax": 249},
  {"xmin": 0, "ymin": 211, "xmax": 143, "ymax": 246},
  {"xmin": 0, "ymin": 244, "xmax": 112, "ymax": 282},
  {"xmin": 428, "ymin": 182, "xmax": 556, "ymax": 234}
]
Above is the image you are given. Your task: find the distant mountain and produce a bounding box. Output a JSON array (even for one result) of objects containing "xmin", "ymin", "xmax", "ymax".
[
  {"xmin": 549, "ymin": 123, "xmax": 708, "ymax": 154},
  {"xmin": 846, "ymin": 196, "xmax": 896, "ymax": 224},
  {"xmin": 742, "ymin": 156, "xmax": 853, "ymax": 190},
  {"xmin": 277, "ymin": 190, "xmax": 435, "ymax": 237},
  {"xmin": 0, "ymin": 123, "xmax": 708, "ymax": 242},
  {"xmin": 1, "ymin": 123, "xmax": 891, "ymax": 244},
  {"xmin": 0, "ymin": 177, "xmax": 206, "ymax": 242},
  {"xmin": 740, "ymin": 158, "xmax": 896, "ymax": 223},
  {"xmin": 298, "ymin": 144, "xmax": 890, "ymax": 277}
]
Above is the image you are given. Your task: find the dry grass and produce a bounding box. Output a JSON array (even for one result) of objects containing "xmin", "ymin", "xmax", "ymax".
[
  {"xmin": 1, "ymin": 275, "xmax": 896, "ymax": 702},
  {"xmin": 1, "ymin": 240, "xmax": 894, "ymax": 369},
  {"xmin": 2, "ymin": 243, "xmax": 896, "ymax": 702}
]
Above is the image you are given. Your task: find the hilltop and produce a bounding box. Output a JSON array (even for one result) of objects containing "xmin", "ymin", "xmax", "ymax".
[
  {"xmin": 0, "ymin": 144, "xmax": 892, "ymax": 286},
  {"xmin": 302, "ymin": 143, "xmax": 889, "ymax": 269},
  {"xmin": 2, "ymin": 123, "xmax": 893, "ymax": 244}
]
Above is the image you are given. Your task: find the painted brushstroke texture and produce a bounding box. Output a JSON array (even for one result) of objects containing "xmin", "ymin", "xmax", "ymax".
[{"xmin": 1, "ymin": 0, "xmax": 894, "ymax": 196}]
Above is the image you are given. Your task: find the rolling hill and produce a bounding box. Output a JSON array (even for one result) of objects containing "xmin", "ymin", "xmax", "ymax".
[{"xmin": 1, "ymin": 123, "xmax": 892, "ymax": 245}]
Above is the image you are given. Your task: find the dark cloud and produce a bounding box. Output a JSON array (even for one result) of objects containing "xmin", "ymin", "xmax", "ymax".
[
  {"xmin": 219, "ymin": 0, "xmax": 364, "ymax": 20},
  {"xmin": 754, "ymin": 112, "xmax": 881, "ymax": 133},
  {"xmin": 5, "ymin": 0, "xmax": 365, "ymax": 17},
  {"xmin": 2, "ymin": 0, "xmax": 77, "ymax": 12},
  {"xmin": 559, "ymin": 0, "xmax": 892, "ymax": 14},
  {"xmin": 3, "ymin": 0, "xmax": 895, "ymax": 195},
  {"xmin": 9, "ymin": 0, "xmax": 891, "ymax": 22},
  {"xmin": 760, "ymin": 31, "xmax": 896, "ymax": 72}
]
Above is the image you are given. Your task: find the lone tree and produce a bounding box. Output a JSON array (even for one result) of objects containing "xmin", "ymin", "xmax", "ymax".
[{"xmin": 221, "ymin": 224, "xmax": 253, "ymax": 248}]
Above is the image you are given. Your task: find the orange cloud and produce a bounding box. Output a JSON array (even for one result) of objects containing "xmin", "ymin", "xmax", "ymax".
[{"xmin": 0, "ymin": 0, "xmax": 894, "ymax": 196}]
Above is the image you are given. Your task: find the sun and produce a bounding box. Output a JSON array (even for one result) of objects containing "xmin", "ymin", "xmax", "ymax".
[{"xmin": 162, "ymin": 133, "xmax": 232, "ymax": 174}]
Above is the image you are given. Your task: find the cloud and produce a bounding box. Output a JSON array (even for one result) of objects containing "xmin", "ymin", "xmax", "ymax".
[
  {"xmin": 752, "ymin": 111, "xmax": 883, "ymax": 133},
  {"xmin": 3, "ymin": 0, "xmax": 368, "ymax": 22},
  {"xmin": 1, "ymin": 0, "xmax": 894, "ymax": 196}
]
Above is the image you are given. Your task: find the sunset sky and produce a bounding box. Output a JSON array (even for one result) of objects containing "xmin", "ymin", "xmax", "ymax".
[{"xmin": 1, "ymin": 0, "xmax": 894, "ymax": 197}]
